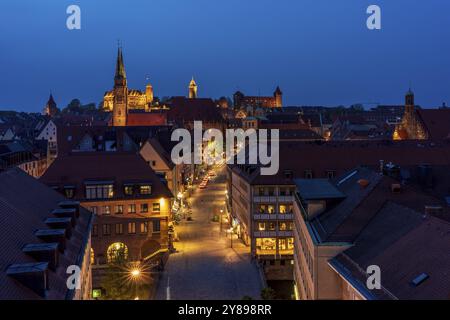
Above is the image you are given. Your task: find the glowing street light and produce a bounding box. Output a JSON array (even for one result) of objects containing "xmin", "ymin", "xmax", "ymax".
[{"xmin": 130, "ymin": 268, "xmax": 141, "ymax": 279}]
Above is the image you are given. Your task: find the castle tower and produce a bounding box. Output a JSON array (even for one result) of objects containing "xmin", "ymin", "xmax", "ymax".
[
  {"xmin": 112, "ymin": 47, "xmax": 128, "ymax": 126},
  {"xmin": 189, "ymin": 77, "xmax": 198, "ymax": 99},
  {"xmin": 146, "ymin": 82, "xmax": 154, "ymax": 109},
  {"xmin": 274, "ymin": 86, "xmax": 283, "ymax": 107}
]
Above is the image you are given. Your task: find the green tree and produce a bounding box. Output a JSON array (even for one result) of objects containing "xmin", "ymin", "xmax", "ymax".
[{"xmin": 261, "ymin": 287, "xmax": 276, "ymax": 300}]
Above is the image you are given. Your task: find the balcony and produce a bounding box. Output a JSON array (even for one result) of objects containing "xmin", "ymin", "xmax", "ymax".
[
  {"xmin": 253, "ymin": 213, "xmax": 278, "ymax": 220},
  {"xmin": 254, "ymin": 231, "xmax": 294, "ymax": 237},
  {"xmin": 278, "ymin": 195, "xmax": 294, "ymax": 202},
  {"xmin": 253, "ymin": 213, "xmax": 294, "ymax": 220},
  {"xmin": 253, "ymin": 196, "xmax": 277, "ymax": 203}
]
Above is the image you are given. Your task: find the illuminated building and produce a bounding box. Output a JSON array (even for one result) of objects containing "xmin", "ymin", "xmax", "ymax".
[
  {"xmin": 189, "ymin": 77, "xmax": 198, "ymax": 99},
  {"xmin": 42, "ymin": 94, "xmax": 59, "ymax": 117},
  {"xmin": 40, "ymin": 152, "xmax": 173, "ymax": 266},
  {"xmin": 233, "ymin": 86, "xmax": 283, "ymax": 109},
  {"xmin": 393, "ymin": 89, "xmax": 428, "ymax": 140}
]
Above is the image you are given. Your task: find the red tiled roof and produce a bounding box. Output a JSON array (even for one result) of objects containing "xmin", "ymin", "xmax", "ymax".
[
  {"xmin": 166, "ymin": 97, "xmax": 224, "ymax": 124},
  {"xmin": 40, "ymin": 153, "xmax": 173, "ymax": 200},
  {"xmin": 126, "ymin": 112, "xmax": 167, "ymax": 126},
  {"xmin": 232, "ymin": 140, "xmax": 450, "ymax": 185},
  {"xmin": 416, "ymin": 109, "xmax": 450, "ymax": 140}
]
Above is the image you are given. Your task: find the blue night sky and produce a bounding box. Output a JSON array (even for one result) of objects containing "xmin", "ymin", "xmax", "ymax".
[{"xmin": 1, "ymin": 0, "xmax": 450, "ymax": 112}]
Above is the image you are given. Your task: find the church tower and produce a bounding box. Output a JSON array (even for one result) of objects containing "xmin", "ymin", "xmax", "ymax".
[
  {"xmin": 189, "ymin": 77, "xmax": 198, "ymax": 99},
  {"xmin": 274, "ymin": 86, "xmax": 283, "ymax": 107},
  {"xmin": 405, "ymin": 88, "xmax": 414, "ymax": 114},
  {"xmin": 43, "ymin": 94, "xmax": 59, "ymax": 117},
  {"xmin": 112, "ymin": 47, "xmax": 128, "ymax": 126}
]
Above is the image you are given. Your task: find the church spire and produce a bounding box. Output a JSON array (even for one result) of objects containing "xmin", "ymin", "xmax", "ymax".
[{"xmin": 115, "ymin": 46, "xmax": 127, "ymax": 80}]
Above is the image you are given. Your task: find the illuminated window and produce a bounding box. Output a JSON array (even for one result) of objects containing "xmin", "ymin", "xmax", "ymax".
[
  {"xmin": 256, "ymin": 238, "xmax": 276, "ymax": 251},
  {"xmin": 90, "ymin": 206, "xmax": 98, "ymax": 214},
  {"xmin": 102, "ymin": 224, "xmax": 111, "ymax": 236},
  {"xmin": 140, "ymin": 203, "xmax": 148, "ymax": 213},
  {"xmin": 115, "ymin": 224, "xmax": 123, "ymax": 235},
  {"xmin": 152, "ymin": 203, "xmax": 160, "ymax": 212},
  {"xmin": 124, "ymin": 185, "xmax": 134, "ymax": 196},
  {"xmin": 140, "ymin": 222, "xmax": 148, "ymax": 234},
  {"xmin": 104, "ymin": 206, "xmax": 111, "ymax": 215},
  {"xmin": 278, "ymin": 238, "xmax": 294, "ymax": 250},
  {"xmin": 128, "ymin": 204, "xmax": 136, "ymax": 213},
  {"xmin": 64, "ymin": 187, "xmax": 75, "ymax": 199},
  {"xmin": 128, "ymin": 222, "xmax": 136, "ymax": 234},
  {"xmin": 90, "ymin": 248, "xmax": 95, "ymax": 265},
  {"xmin": 86, "ymin": 184, "xmax": 114, "ymax": 200},
  {"xmin": 279, "ymin": 222, "xmax": 287, "ymax": 231},
  {"xmin": 267, "ymin": 205, "xmax": 275, "ymax": 214},
  {"xmin": 116, "ymin": 205, "xmax": 123, "ymax": 214},
  {"xmin": 258, "ymin": 223, "xmax": 266, "ymax": 231},
  {"xmin": 139, "ymin": 185, "xmax": 152, "ymax": 195},
  {"xmin": 268, "ymin": 222, "xmax": 276, "ymax": 231}
]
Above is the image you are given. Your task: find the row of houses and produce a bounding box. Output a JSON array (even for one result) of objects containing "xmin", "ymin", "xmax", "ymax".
[{"xmin": 227, "ymin": 138, "xmax": 450, "ymax": 299}]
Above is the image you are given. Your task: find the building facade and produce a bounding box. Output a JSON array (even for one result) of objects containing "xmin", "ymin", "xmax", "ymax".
[
  {"xmin": 233, "ymin": 86, "xmax": 283, "ymax": 109},
  {"xmin": 40, "ymin": 153, "xmax": 173, "ymax": 265}
]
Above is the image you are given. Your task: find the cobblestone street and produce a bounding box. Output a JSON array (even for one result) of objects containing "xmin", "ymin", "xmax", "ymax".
[{"xmin": 155, "ymin": 167, "xmax": 263, "ymax": 300}]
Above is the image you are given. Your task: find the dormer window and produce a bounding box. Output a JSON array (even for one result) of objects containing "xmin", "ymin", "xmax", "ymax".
[
  {"xmin": 139, "ymin": 185, "xmax": 152, "ymax": 195},
  {"xmin": 85, "ymin": 181, "xmax": 114, "ymax": 200},
  {"xmin": 63, "ymin": 186, "xmax": 75, "ymax": 199},
  {"xmin": 326, "ymin": 170, "xmax": 336, "ymax": 179},
  {"xmin": 124, "ymin": 184, "xmax": 134, "ymax": 196}
]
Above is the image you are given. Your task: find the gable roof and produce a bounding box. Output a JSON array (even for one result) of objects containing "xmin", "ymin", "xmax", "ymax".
[
  {"xmin": 416, "ymin": 109, "xmax": 450, "ymax": 140},
  {"xmin": 40, "ymin": 152, "xmax": 173, "ymax": 200},
  {"xmin": 0, "ymin": 168, "xmax": 93, "ymax": 299}
]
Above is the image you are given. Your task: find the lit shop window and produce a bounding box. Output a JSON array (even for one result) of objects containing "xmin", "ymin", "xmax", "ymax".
[{"xmin": 256, "ymin": 238, "xmax": 276, "ymax": 251}]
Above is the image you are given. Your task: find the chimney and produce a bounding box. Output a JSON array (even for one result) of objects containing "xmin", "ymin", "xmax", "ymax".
[
  {"xmin": 22, "ymin": 243, "xmax": 59, "ymax": 271},
  {"xmin": 6, "ymin": 262, "xmax": 49, "ymax": 298},
  {"xmin": 45, "ymin": 217, "xmax": 73, "ymax": 239},
  {"xmin": 34, "ymin": 229, "xmax": 66, "ymax": 253}
]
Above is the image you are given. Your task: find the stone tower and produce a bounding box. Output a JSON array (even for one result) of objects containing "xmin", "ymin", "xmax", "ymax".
[
  {"xmin": 274, "ymin": 86, "xmax": 283, "ymax": 107},
  {"xmin": 146, "ymin": 82, "xmax": 154, "ymax": 110},
  {"xmin": 189, "ymin": 77, "xmax": 198, "ymax": 99},
  {"xmin": 43, "ymin": 94, "xmax": 59, "ymax": 117},
  {"xmin": 112, "ymin": 47, "xmax": 128, "ymax": 126}
]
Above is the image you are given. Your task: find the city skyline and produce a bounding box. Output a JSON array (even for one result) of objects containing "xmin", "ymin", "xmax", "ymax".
[{"xmin": 1, "ymin": 0, "xmax": 450, "ymax": 112}]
